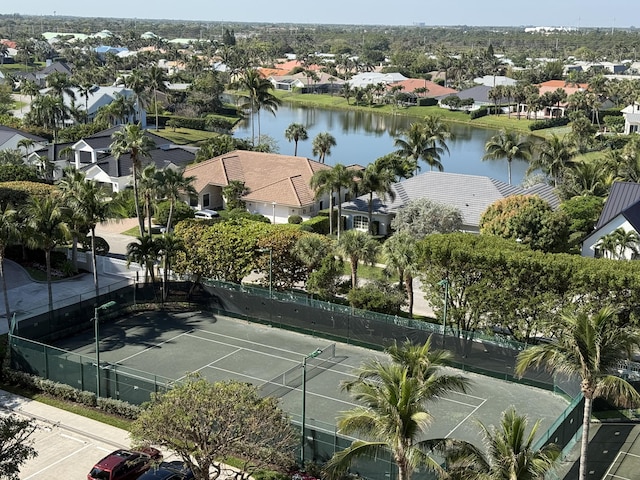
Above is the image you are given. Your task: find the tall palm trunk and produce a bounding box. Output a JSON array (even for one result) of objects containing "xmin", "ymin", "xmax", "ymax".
[
  {"xmin": 132, "ymin": 162, "xmax": 144, "ymax": 237},
  {"xmin": 146, "ymin": 194, "xmax": 153, "ymax": 238},
  {"xmin": 0, "ymin": 255, "xmax": 10, "ymax": 321},
  {"xmin": 328, "ymin": 190, "xmax": 334, "ymax": 236},
  {"xmin": 90, "ymin": 225, "xmax": 99, "ymax": 298},
  {"xmin": 405, "ymin": 273, "xmax": 414, "ymax": 318},
  {"xmin": 166, "ymin": 200, "xmax": 175, "ymax": 233},
  {"xmin": 336, "ymin": 188, "xmax": 343, "ymax": 238},
  {"xmin": 580, "ymin": 394, "xmax": 593, "ymax": 480}
]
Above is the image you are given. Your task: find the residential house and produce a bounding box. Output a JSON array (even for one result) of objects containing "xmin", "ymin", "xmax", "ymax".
[
  {"xmin": 69, "ymin": 126, "xmax": 192, "ymax": 192},
  {"xmin": 387, "ymin": 78, "xmax": 457, "ymax": 101},
  {"xmin": 58, "ymin": 86, "xmax": 146, "ymax": 127},
  {"xmin": 348, "ymin": 72, "xmax": 408, "ymax": 89},
  {"xmin": 582, "ymin": 182, "xmax": 640, "ymax": 259},
  {"xmin": 621, "ymin": 103, "xmax": 640, "ymax": 134},
  {"xmin": 473, "ymin": 75, "xmax": 518, "ymax": 87},
  {"xmin": 0, "ymin": 125, "xmax": 48, "ymax": 154},
  {"xmin": 438, "ymin": 84, "xmax": 505, "ymax": 111},
  {"xmin": 185, "ymin": 150, "xmax": 360, "ymax": 224},
  {"xmin": 340, "ymin": 171, "xmax": 559, "ymax": 235},
  {"xmin": 269, "ymin": 71, "xmax": 344, "ymax": 93},
  {"xmin": 18, "ymin": 61, "xmax": 74, "ymax": 87}
]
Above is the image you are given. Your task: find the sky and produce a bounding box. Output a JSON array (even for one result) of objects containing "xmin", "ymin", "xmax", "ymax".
[{"xmin": 2, "ymin": 1, "xmax": 639, "ymax": 28}]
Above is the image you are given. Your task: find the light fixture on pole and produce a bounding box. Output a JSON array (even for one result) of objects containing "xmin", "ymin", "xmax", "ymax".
[
  {"xmin": 301, "ymin": 347, "xmax": 323, "ymax": 466},
  {"xmin": 437, "ymin": 279, "xmax": 449, "ymax": 348},
  {"xmin": 272, "ymin": 202, "xmax": 277, "ymax": 224},
  {"xmin": 257, "ymin": 248, "xmax": 273, "ymax": 297},
  {"xmin": 93, "ymin": 300, "xmax": 116, "ymax": 397}
]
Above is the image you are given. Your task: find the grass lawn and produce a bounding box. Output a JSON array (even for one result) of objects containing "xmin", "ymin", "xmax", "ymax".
[
  {"xmin": 152, "ymin": 127, "xmax": 220, "ymax": 145},
  {"xmin": 272, "ymin": 91, "xmax": 541, "ymax": 135}
]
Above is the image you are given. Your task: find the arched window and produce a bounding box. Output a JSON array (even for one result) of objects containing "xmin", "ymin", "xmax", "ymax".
[{"xmin": 353, "ymin": 215, "xmax": 369, "ymax": 231}]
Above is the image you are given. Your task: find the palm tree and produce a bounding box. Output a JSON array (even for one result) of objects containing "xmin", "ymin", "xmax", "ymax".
[
  {"xmin": 422, "ymin": 115, "xmax": 452, "ymax": 171},
  {"xmin": 311, "ymin": 132, "xmax": 337, "ymax": 164},
  {"xmin": 324, "ymin": 341, "xmax": 470, "ymax": 480},
  {"xmin": 158, "ymin": 168, "xmax": 196, "ymax": 232},
  {"xmin": 516, "ymin": 306, "xmax": 640, "ymax": 480},
  {"xmin": 67, "ymin": 177, "xmax": 111, "ymax": 297},
  {"xmin": 239, "ymin": 69, "xmax": 281, "ymax": 145},
  {"xmin": 529, "ymin": 134, "xmax": 575, "ymax": 187},
  {"xmin": 432, "ymin": 408, "xmax": 560, "ymax": 480},
  {"xmin": 0, "ymin": 206, "xmax": 19, "ymax": 321},
  {"xmin": 335, "ymin": 230, "xmax": 379, "ymax": 289},
  {"xmin": 0, "ymin": 43, "xmax": 8, "ymax": 66},
  {"xmin": 156, "ymin": 234, "xmax": 185, "ymax": 301},
  {"xmin": 355, "ymin": 162, "xmax": 396, "ymax": 234},
  {"xmin": 483, "ymin": 129, "xmax": 533, "ymax": 185},
  {"xmin": 147, "ymin": 65, "xmax": 167, "ymax": 131},
  {"xmin": 25, "ymin": 196, "xmax": 69, "ymax": 314},
  {"xmin": 284, "ymin": 123, "xmax": 309, "ymax": 156},
  {"xmin": 598, "ymin": 228, "xmax": 640, "ymax": 260},
  {"xmin": 110, "ymin": 124, "xmax": 155, "ymax": 237},
  {"xmin": 310, "ymin": 164, "xmax": 354, "ymax": 237},
  {"xmin": 124, "ymin": 69, "xmax": 147, "ymax": 123},
  {"xmin": 138, "ymin": 164, "xmax": 162, "ymax": 237},
  {"xmin": 46, "ymin": 72, "xmax": 76, "ymax": 101},
  {"xmin": 382, "ymin": 232, "xmax": 419, "ymax": 317},
  {"xmin": 126, "ymin": 236, "xmax": 160, "ymax": 284}
]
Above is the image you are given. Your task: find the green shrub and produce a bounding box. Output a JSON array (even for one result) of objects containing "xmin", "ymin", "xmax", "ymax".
[
  {"xmin": 97, "ymin": 397, "xmax": 141, "ymax": 419},
  {"xmin": 347, "ymin": 281, "xmax": 405, "ymax": 315},
  {"xmin": 288, "ymin": 214, "xmax": 303, "ymax": 224},
  {"xmin": 153, "ymin": 200, "xmax": 195, "ymax": 226},
  {"xmin": 301, "ymin": 216, "xmax": 329, "ymax": 234},
  {"xmin": 417, "ymin": 97, "xmax": 438, "ymax": 106},
  {"xmin": 470, "ymin": 107, "xmax": 488, "ymax": 119},
  {"xmin": 528, "ymin": 117, "xmax": 570, "ymax": 131}
]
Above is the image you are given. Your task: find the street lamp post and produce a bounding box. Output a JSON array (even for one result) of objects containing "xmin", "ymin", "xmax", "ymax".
[
  {"xmin": 301, "ymin": 348, "xmax": 323, "ymax": 466},
  {"xmin": 437, "ymin": 279, "xmax": 449, "ymax": 348},
  {"xmin": 93, "ymin": 300, "xmax": 116, "ymax": 397}
]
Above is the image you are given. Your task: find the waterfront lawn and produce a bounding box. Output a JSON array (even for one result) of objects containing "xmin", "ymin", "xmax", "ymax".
[
  {"xmin": 153, "ymin": 127, "xmax": 220, "ymax": 145},
  {"xmin": 273, "ymin": 91, "xmax": 539, "ymax": 135}
]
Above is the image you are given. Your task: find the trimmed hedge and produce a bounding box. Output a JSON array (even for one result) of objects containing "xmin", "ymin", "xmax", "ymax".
[
  {"xmin": 417, "ymin": 97, "xmax": 438, "ymax": 106},
  {"xmin": 470, "ymin": 107, "xmax": 489, "ymax": 119},
  {"xmin": 5, "ymin": 370, "xmax": 141, "ymax": 419},
  {"xmin": 301, "ymin": 215, "xmax": 329, "ymax": 234},
  {"xmin": 528, "ymin": 117, "xmax": 570, "ymax": 131}
]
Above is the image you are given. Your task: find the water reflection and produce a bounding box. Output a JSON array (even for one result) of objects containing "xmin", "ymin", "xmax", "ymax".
[{"xmin": 234, "ymin": 101, "xmax": 532, "ymax": 185}]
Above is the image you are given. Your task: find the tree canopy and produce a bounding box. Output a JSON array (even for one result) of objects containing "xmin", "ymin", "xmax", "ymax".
[{"xmin": 130, "ymin": 374, "xmax": 297, "ymax": 480}]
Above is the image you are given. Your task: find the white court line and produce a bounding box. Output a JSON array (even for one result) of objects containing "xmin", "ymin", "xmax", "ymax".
[
  {"xmin": 435, "ymin": 395, "xmax": 483, "ymax": 409},
  {"xmin": 607, "ymin": 475, "xmax": 631, "ymax": 480},
  {"xmin": 184, "ymin": 333, "xmax": 305, "ymax": 364},
  {"xmin": 117, "ymin": 330, "xmax": 194, "ymax": 363},
  {"xmin": 192, "ymin": 328, "xmax": 328, "ymax": 358},
  {"xmin": 445, "ymin": 398, "xmax": 488, "ymax": 437},
  {"xmin": 175, "ymin": 348, "xmax": 243, "ymax": 381},
  {"xmin": 23, "ymin": 443, "xmax": 93, "ymax": 479}
]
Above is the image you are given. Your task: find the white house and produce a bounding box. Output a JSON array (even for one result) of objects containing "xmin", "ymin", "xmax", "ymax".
[
  {"xmin": 582, "ymin": 182, "xmax": 640, "ymax": 259},
  {"xmin": 621, "ymin": 103, "xmax": 640, "ymax": 135}
]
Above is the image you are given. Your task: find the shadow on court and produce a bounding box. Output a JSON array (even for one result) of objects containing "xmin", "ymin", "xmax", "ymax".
[{"xmin": 562, "ymin": 423, "xmax": 638, "ymax": 480}]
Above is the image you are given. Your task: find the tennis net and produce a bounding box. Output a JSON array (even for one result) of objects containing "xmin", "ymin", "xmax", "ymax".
[{"xmin": 259, "ymin": 344, "xmax": 337, "ymax": 398}]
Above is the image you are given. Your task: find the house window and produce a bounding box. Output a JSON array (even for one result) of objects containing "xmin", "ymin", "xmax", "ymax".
[
  {"xmin": 353, "ymin": 215, "xmax": 369, "ymax": 231},
  {"xmin": 319, "ymin": 201, "xmax": 324, "ymax": 210},
  {"xmin": 203, "ymin": 193, "xmax": 210, "ymax": 207},
  {"xmin": 631, "ymin": 125, "xmax": 639, "ymax": 134}
]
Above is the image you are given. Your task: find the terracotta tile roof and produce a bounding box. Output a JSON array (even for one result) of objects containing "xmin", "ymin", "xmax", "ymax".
[
  {"xmin": 537, "ymin": 79, "xmax": 590, "ymax": 96},
  {"xmin": 185, "ymin": 150, "xmax": 333, "ymax": 207},
  {"xmin": 389, "ymin": 79, "xmax": 458, "ymax": 97}
]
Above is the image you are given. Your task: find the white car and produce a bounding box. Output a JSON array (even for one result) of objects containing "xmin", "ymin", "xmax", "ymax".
[{"xmin": 194, "ymin": 209, "xmax": 219, "ymax": 219}]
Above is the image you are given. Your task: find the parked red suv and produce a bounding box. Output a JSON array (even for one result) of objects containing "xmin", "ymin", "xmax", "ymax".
[{"xmin": 87, "ymin": 447, "xmax": 162, "ymax": 480}]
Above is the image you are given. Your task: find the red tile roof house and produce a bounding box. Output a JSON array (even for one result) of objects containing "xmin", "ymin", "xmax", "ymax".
[
  {"xmin": 185, "ymin": 150, "xmax": 362, "ymax": 224},
  {"xmin": 389, "ymin": 79, "xmax": 458, "ymax": 98},
  {"xmin": 521, "ymin": 80, "xmax": 590, "ymax": 119}
]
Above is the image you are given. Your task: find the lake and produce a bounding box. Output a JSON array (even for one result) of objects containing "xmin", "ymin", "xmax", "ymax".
[{"xmin": 234, "ymin": 102, "xmax": 532, "ymax": 185}]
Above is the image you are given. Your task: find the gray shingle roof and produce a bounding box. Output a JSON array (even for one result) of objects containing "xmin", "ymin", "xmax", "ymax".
[
  {"xmin": 595, "ymin": 181, "xmax": 640, "ymax": 230},
  {"xmin": 342, "ymin": 171, "xmax": 559, "ymax": 228}
]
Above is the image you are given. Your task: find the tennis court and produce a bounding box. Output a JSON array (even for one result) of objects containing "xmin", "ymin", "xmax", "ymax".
[{"xmin": 53, "ymin": 310, "xmax": 569, "ymax": 446}]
